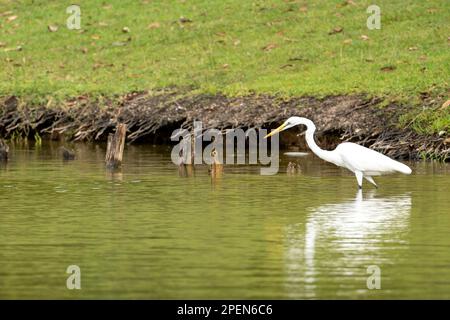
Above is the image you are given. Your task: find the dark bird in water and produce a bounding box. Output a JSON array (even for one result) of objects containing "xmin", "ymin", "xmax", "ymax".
[{"xmin": 60, "ymin": 146, "xmax": 75, "ymax": 160}]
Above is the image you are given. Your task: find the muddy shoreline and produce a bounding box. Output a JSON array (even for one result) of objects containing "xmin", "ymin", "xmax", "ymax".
[{"xmin": 0, "ymin": 90, "xmax": 448, "ymax": 161}]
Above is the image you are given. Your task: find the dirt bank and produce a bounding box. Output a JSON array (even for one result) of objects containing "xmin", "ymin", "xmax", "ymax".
[{"xmin": 0, "ymin": 90, "xmax": 448, "ymax": 161}]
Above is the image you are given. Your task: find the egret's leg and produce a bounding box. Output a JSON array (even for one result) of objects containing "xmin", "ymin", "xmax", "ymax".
[
  {"xmin": 355, "ymin": 171, "xmax": 363, "ymax": 189},
  {"xmin": 364, "ymin": 176, "xmax": 378, "ymax": 188}
]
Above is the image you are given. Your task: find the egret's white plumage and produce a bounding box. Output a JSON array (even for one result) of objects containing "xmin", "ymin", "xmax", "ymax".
[{"xmin": 265, "ymin": 116, "xmax": 412, "ymax": 188}]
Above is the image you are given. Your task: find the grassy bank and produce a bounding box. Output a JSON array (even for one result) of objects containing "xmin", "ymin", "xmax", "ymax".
[{"xmin": 0, "ymin": 0, "xmax": 449, "ymax": 133}]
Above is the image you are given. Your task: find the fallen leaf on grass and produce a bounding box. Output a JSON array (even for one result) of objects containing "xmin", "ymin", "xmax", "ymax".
[
  {"xmin": 360, "ymin": 35, "xmax": 369, "ymax": 41},
  {"xmin": 444, "ymin": 138, "xmax": 450, "ymax": 145},
  {"xmin": 280, "ymin": 64, "xmax": 294, "ymax": 69},
  {"xmin": 81, "ymin": 47, "xmax": 88, "ymax": 54},
  {"xmin": 179, "ymin": 17, "xmax": 192, "ymax": 23},
  {"xmin": 3, "ymin": 45, "xmax": 22, "ymax": 52},
  {"xmin": 48, "ymin": 25, "xmax": 58, "ymax": 32},
  {"xmin": 262, "ymin": 43, "xmax": 277, "ymax": 51},
  {"xmin": 329, "ymin": 26, "xmax": 343, "ymax": 35},
  {"xmin": 93, "ymin": 62, "xmax": 114, "ymax": 70},
  {"xmin": 299, "ymin": 6, "xmax": 308, "ymax": 13},
  {"xmin": 7, "ymin": 15, "xmax": 17, "ymax": 22},
  {"xmin": 380, "ymin": 65, "xmax": 396, "ymax": 72},
  {"xmin": 0, "ymin": 42, "xmax": 5, "ymax": 47},
  {"xmin": 112, "ymin": 41, "xmax": 127, "ymax": 47},
  {"xmin": 285, "ymin": 6, "xmax": 297, "ymax": 13},
  {"xmin": 408, "ymin": 46, "xmax": 418, "ymax": 51},
  {"xmin": 91, "ymin": 35, "xmax": 101, "ymax": 40},
  {"xmin": 343, "ymin": 38, "xmax": 352, "ymax": 44},
  {"xmin": 0, "ymin": 11, "xmax": 13, "ymax": 17},
  {"xmin": 148, "ymin": 22, "xmax": 160, "ymax": 29},
  {"xmin": 122, "ymin": 27, "xmax": 130, "ymax": 33},
  {"xmin": 266, "ymin": 20, "xmax": 283, "ymax": 27},
  {"xmin": 341, "ymin": 0, "xmax": 357, "ymax": 6},
  {"xmin": 288, "ymin": 57, "xmax": 305, "ymax": 62},
  {"xmin": 440, "ymin": 100, "xmax": 450, "ymax": 110}
]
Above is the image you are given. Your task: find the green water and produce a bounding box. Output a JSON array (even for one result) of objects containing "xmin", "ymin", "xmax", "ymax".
[{"xmin": 0, "ymin": 142, "xmax": 449, "ymax": 299}]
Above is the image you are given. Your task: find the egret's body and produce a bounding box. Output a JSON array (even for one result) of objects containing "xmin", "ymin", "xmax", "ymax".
[{"xmin": 265, "ymin": 117, "xmax": 411, "ymax": 188}]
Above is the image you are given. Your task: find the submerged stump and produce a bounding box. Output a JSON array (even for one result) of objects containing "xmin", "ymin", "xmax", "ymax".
[
  {"xmin": 0, "ymin": 139, "xmax": 9, "ymax": 161},
  {"xmin": 105, "ymin": 123, "xmax": 127, "ymax": 169},
  {"xmin": 286, "ymin": 162, "xmax": 301, "ymax": 175}
]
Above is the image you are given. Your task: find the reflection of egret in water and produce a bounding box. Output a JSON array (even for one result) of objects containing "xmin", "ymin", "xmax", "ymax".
[{"xmin": 284, "ymin": 190, "xmax": 412, "ymax": 298}]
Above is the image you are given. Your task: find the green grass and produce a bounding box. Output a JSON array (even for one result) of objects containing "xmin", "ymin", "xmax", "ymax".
[{"xmin": 0, "ymin": 0, "xmax": 449, "ymax": 132}]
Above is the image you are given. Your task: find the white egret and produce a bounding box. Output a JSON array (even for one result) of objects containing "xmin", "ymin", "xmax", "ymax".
[{"xmin": 264, "ymin": 117, "xmax": 412, "ymax": 188}]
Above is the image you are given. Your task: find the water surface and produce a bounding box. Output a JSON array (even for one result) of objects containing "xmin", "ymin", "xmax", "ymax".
[{"xmin": 0, "ymin": 142, "xmax": 449, "ymax": 299}]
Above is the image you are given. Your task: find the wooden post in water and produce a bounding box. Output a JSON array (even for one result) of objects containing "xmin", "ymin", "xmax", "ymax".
[
  {"xmin": 105, "ymin": 123, "xmax": 127, "ymax": 169},
  {"xmin": 0, "ymin": 139, "xmax": 9, "ymax": 161},
  {"xmin": 286, "ymin": 162, "xmax": 301, "ymax": 176},
  {"xmin": 209, "ymin": 148, "xmax": 223, "ymax": 179},
  {"xmin": 178, "ymin": 134, "xmax": 195, "ymax": 177}
]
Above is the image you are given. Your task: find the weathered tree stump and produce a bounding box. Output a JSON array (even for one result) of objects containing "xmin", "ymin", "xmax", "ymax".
[
  {"xmin": 209, "ymin": 149, "xmax": 223, "ymax": 179},
  {"xmin": 178, "ymin": 162, "xmax": 194, "ymax": 177},
  {"xmin": 0, "ymin": 139, "xmax": 9, "ymax": 161},
  {"xmin": 178, "ymin": 133, "xmax": 195, "ymax": 177},
  {"xmin": 105, "ymin": 124, "xmax": 127, "ymax": 169},
  {"xmin": 286, "ymin": 162, "xmax": 301, "ymax": 175}
]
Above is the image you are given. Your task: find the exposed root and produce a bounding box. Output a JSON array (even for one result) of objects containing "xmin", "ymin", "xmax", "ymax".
[{"xmin": 0, "ymin": 90, "xmax": 448, "ymax": 161}]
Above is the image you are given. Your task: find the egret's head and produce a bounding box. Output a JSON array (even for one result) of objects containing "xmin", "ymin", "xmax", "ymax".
[{"xmin": 264, "ymin": 116, "xmax": 314, "ymax": 138}]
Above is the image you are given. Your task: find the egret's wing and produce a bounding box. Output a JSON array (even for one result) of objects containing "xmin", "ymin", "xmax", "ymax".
[{"xmin": 337, "ymin": 142, "xmax": 411, "ymax": 174}]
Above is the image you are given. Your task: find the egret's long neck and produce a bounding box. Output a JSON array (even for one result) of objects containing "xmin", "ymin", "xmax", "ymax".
[{"xmin": 304, "ymin": 126, "xmax": 340, "ymax": 165}]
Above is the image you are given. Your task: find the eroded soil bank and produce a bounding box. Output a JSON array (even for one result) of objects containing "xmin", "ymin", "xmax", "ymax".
[{"xmin": 0, "ymin": 90, "xmax": 448, "ymax": 161}]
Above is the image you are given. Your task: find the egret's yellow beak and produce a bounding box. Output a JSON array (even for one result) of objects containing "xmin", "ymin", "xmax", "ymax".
[{"xmin": 264, "ymin": 123, "xmax": 287, "ymax": 139}]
